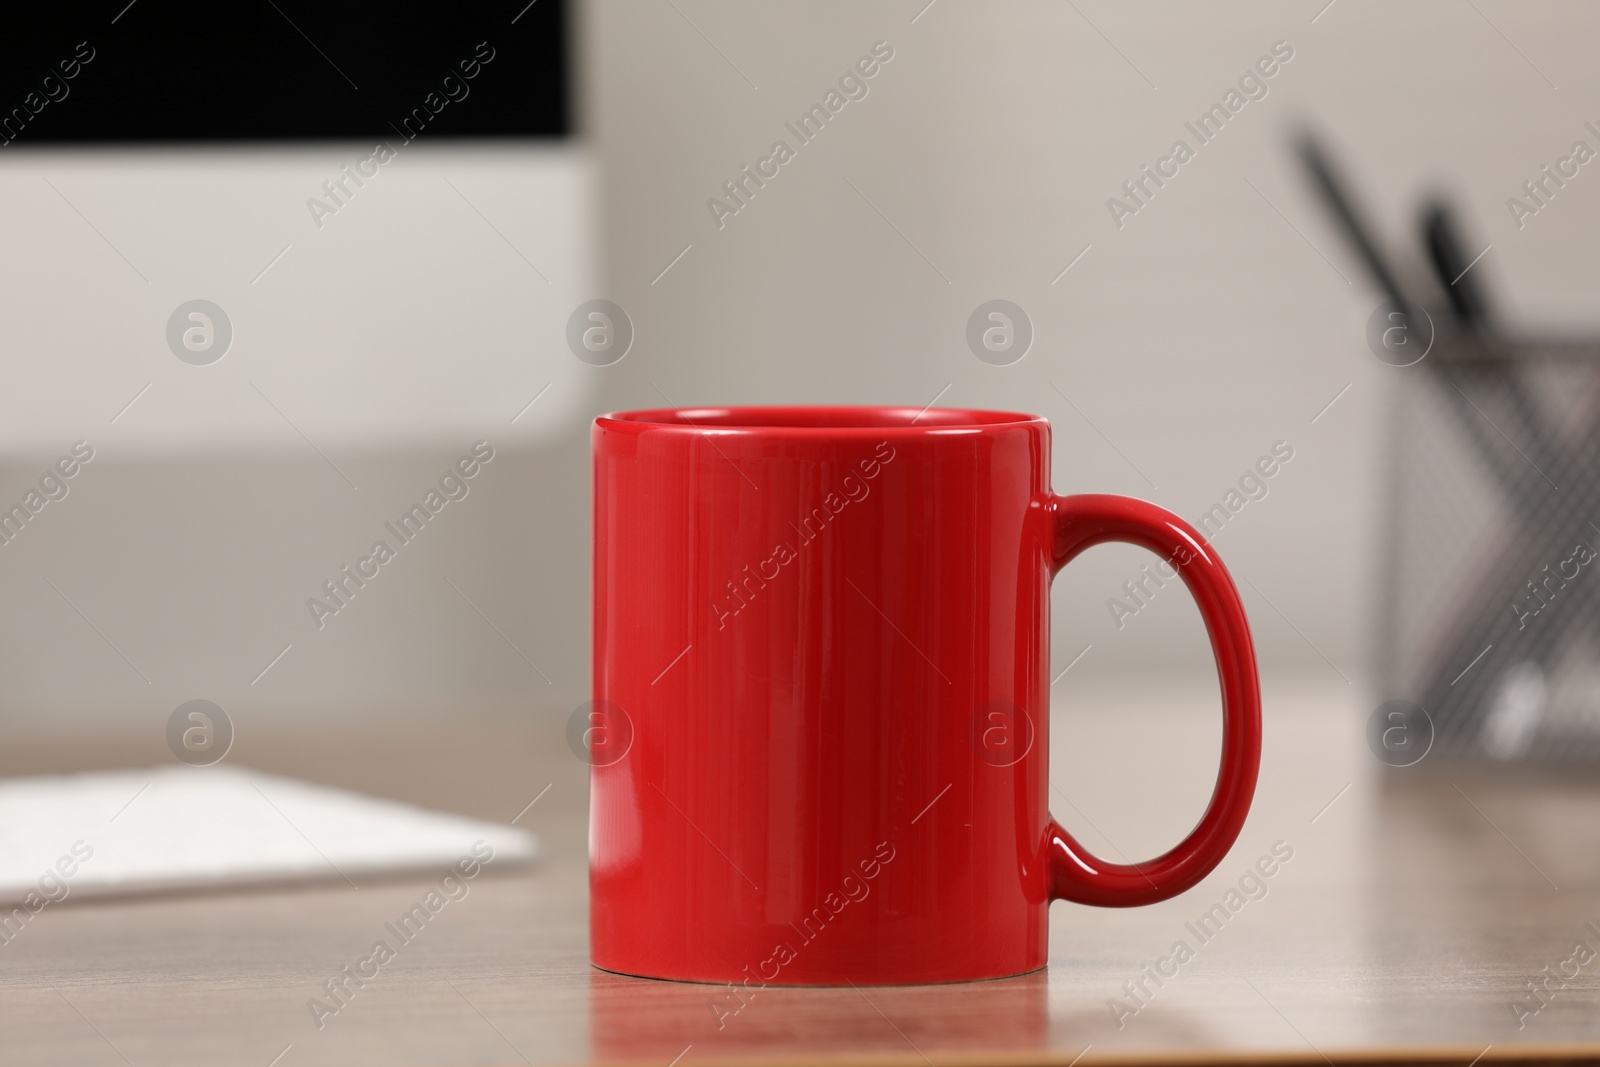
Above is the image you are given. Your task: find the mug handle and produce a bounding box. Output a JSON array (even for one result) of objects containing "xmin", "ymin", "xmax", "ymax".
[{"xmin": 1043, "ymin": 493, "xmax": 1262, "ymax": 906}]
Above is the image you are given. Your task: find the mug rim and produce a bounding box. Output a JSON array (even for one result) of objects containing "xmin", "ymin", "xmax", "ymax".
[{"xmin": 596, "ymin": 405, "xmax": 1046, "ymax": 435}]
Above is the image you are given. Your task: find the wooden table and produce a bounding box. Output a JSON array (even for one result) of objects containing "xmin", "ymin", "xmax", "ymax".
[{"xmin": 4, "ymin": 676, "xmax": 1600, "ymax": 1065}]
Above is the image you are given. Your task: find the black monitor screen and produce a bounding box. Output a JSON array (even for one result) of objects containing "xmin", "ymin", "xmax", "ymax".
[{"xmin": 0, "ymin": 1, "xmax": 569, "ymax": 144}]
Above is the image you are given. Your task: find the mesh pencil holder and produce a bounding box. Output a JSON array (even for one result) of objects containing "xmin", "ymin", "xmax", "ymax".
[{"xmin": 1379, "ymin": 331, "xmax": 1600, "ymax": 761}]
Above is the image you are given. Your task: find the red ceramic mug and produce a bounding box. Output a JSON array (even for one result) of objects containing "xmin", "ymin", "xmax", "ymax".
[{"xmin": 590, "ymin": 406, "xmax": 1260, "ymax": 985}]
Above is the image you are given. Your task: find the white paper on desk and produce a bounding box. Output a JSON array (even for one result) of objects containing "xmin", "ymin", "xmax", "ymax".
[{"xmin": 0, "ymin": 766, "xmax": 539, "ymax": 903}]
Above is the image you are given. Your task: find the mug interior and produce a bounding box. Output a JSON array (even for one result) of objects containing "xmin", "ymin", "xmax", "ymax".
[{"xmin": 598, "ymin": 406, "xmax": 1043, "ymax": 431}]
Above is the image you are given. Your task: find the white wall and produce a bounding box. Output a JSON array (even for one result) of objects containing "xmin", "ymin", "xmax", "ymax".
[{"xmin": 587, "ymin": 0, "xmax": 1600, "ymax": 689}]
